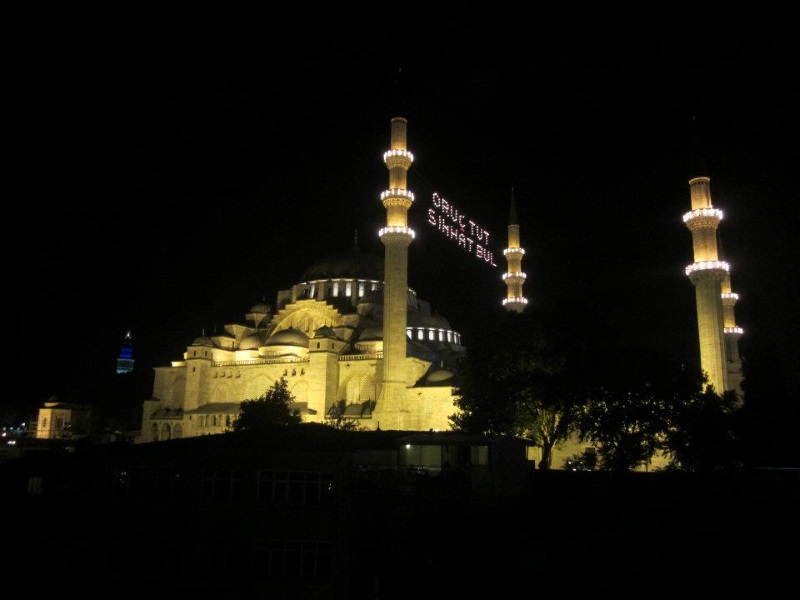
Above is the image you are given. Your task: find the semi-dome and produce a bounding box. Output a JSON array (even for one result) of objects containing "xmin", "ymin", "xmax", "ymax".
[
  {"xmin": 359, "ymin": 325, "xmax": 383, "ymax": 340},
  {"xmin": 265, "ymin": 327, "xmax": 310, "ymax": 347},
  {"xmin": 301, "ymin": 248, "xmax": 384, "ymax": 281}
]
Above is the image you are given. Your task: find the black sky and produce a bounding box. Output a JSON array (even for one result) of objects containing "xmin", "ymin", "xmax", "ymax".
[{"xmin": 12, "ymin": 17, "xmax": 799, "ymax": 419}]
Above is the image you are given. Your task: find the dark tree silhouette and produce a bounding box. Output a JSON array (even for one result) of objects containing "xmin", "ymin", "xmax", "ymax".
[
  {"xmin": 232, "ymin": 378, "xmax": 301, "ymax": 431},
  {"xmin": 662, "ymin": 385, "xmax": 742, "ymax": 472},
  {"xmin": 326, "ymin": 400, "xmax": 367, "ymax": 431},
  {"xmin": 450, "ymin": 304, "xmax": 584, "ymax": 469}
]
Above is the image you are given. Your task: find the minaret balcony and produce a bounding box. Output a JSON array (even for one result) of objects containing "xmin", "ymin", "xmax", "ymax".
[
  {"xmin": 724, "ymin": 326, "xmax": 744, "ymax": 335},
  {"xmin": 721, "ymin": 292, "xmax": 739, "ymax": 300},
  {"xmin": 683, "ymin": 208, "xmax": 723, "ymax": 231},
  {"xmin": 685, "ymin": 260, "xmax": 729, "ymax": 277},
  {"xmin": 379, "ymin": 226, "xmax": 415, "ymax": 242},
  {"xmin": 383, "ymin": 149, "xmax": 414, "ymax": 169},
  {"xmin": 503, "ymin": 247, "xmax": 525, "ymax": 256},
  {"xmin": 502, "ymin": 272, "xmax": 527, "ymax": 280},
  {"xmin": 381, "ymin": 188, "xmax": 415, "ymax": 203},
  {"xmin": 502, "ymin": 297, "xmax": 528, "ymax": 306}
]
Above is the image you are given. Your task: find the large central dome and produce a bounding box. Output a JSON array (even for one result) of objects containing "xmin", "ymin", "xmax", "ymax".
[{"xmin": 301, "ymin": 248, "xmax": 384, "ymax": 281}]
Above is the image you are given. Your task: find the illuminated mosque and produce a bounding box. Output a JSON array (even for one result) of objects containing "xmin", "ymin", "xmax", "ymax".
[
  {"xmin": 139, "ymin": 115, "xmax": 516, "ymax": 442},
  {"xmin": 137, "ymin": 112, "xmax": 743, "ymax": 457}
]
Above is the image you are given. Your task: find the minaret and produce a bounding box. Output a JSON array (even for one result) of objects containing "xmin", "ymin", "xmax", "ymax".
[
  {"xmin": 502, "ymin": 187, "xmax": 527, "ymax": 313},
  {"xmin": 721, "ymin": 271, "xmax": 744, "ymax": 396},
  {"xmin": 116, "ymin": 329, "xmax": 134, "ymax": 374},
  {"xmin": 684, "ymin": 176, "xmax": 729, "ymax": 392},
  {"xmin": 375, "ymin": 116, "xmax": 415, "ymax": 429}
]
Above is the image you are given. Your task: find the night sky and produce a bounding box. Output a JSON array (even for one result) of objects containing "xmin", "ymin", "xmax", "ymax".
[{"xmin": 12, "ymin": 16, "xmax": 799, "ymax": 421}]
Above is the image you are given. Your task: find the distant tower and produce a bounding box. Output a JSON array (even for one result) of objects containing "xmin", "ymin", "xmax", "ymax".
[
  {"xmin": 721, "ymin": 271, "xmax": 744, "ymax": 394},
  {"xmin": 684, "ymin": 175, "xmax": 730, "ymax": 392},
  {"xmin": 116, "ymin": 330, "xmax": 134, "ymax": 374},
  {"xmin": 502, "ymin": 187, "xmax": 527, "ymax": 313},
  {"xmin": 375, "ymin": 116, "xmax": 415, "ymax": 429}
]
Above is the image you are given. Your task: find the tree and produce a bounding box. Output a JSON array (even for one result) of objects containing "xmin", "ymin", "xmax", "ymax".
[
  {"xmin": 661, "ymin": 385, "xmax": 742, "ymax": 472},
  {"xmin": 325, "ymin": 400, "xmax": 367, "ymax": 431},
  {"xmin": 576, "ymin": 386, "xmax": 669, "ymax": 472},
  {"xmin": 450, "ymin": 306, "xmax": 582, "ymax": 469},
  {"xmin": 232, "ymin": 378, "xmax": 301, "ymax": 432},
  {"xmin": 572, "ymin": 345, "xmax": 699, "ymax": 472}
]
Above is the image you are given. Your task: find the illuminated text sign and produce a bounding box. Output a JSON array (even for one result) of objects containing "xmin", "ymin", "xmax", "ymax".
[{"xmin": 427, "ymin": 193, "xmax": 496, "ymax": 267}]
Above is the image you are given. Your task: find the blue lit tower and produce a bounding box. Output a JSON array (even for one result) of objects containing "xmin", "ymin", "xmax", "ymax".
[
  {"xmin": 374, "ymin": 116, "xmax": 415, "ymax": 429},
  {"xmin": 116, "ymin": 329, "xmax": 135, "ymax": 374},
  {"xmin": 502, "ymin": 187, "xmax": 527, "ymax": 313}
]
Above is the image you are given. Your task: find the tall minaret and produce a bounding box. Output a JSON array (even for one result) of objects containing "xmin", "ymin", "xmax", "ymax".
[
  {"xmin": 684, "ymin": 175, "xmax": 729, "ymax": 392},
  {"xmin": 375, "ymin": 116, "xmax": 415, "ymax": 429},
  {"xmin": 502, "ymin": 187, "xmax": 527, "ymax": 313}
]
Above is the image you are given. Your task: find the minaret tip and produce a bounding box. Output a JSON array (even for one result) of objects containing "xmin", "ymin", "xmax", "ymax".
[{"xmin": 509, "ymin": 187, "xmax": 519, "ymax": 226}]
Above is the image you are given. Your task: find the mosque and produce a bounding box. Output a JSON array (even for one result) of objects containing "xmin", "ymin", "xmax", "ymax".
[
  {"xmin": 137, "ymin": 115, "xmax": 504, "ymax": 442},
  {"xmin": 135, "ymin": 111, "xmax": 743, "ymax": 458}
]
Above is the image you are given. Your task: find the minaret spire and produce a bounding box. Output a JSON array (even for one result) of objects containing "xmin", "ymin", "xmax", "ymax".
[
  {"xmin": 503, "ymin": 186, "xmax": 527, "ymax": 313},
  {"xmin": 373, "ymin": 114, "xmax": 415, "ymax": 429}
]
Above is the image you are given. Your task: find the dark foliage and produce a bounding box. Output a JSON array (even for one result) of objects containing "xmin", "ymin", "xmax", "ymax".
[{"xmin": 232, "ymin": 378, "xmax": 302, "ymax": 431}]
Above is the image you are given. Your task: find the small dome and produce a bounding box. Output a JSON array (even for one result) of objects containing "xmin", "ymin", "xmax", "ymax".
[
  {"xmin": 248, "ymin": 302, "xmax": 271, "ymax": 314},
  {"xmin": 425, "ymin": 369, "xmax": 455, "ymax": 384},
  {"xmin": 265, "ymin": 327, "xmax": 310, "ymax": 348},
  {"xmin": 192, "ymin": 336, "xmax": 214, "ymax": 347},
  {"xmin": 239, "ymin": 333, "xmax": 263, "ymax": 350},
  {"xmin": 313, "ymin": 326, "xmax": 337, "ymax": 339}
]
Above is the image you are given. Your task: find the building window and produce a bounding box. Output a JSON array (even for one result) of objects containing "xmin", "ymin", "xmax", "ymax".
[
  {"xmin": 332, "ymin": 281, "xmax": 339, "ymax": 296},
  {"xmin": 252, "ymin": 539, "xmax": 334, "ymax": 583},
  {"xmin": 345, "ymin": 281, "xmax": 352, "ymax": 297},
  {"xmin": 200, "ymin": 468, "xmax": 243, "ymax": 502},
  {"xmin": 257, "ymin": 470, "xmax": 335, "ymax": 506}
]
